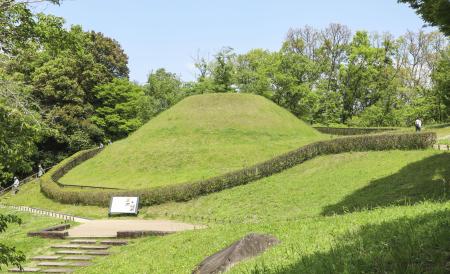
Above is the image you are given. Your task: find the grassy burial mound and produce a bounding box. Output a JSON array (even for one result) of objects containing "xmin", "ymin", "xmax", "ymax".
[{"xmin": 59, "ymin": 93, "xmax": 324, "ymax": 189}]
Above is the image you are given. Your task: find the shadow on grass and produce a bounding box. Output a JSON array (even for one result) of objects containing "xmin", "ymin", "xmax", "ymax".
[
  {"xmin": 322, "ymin": 153, "xmax": 450, "ymax": 216},
  {"xmin": 274, "ymin": 209, "xmax": 450, "ymax": 274}
]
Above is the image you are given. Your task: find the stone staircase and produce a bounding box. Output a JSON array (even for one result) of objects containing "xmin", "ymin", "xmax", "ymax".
[{"xmin": 9, "ymin": 239, "xmax": 128, "ymax": 273}]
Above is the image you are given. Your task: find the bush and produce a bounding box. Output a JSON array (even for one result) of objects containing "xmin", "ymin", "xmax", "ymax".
[
  {"xmin": 313, "ymin": 126, "xmax": 397, "ymax": 136},
  {"xmin": 40, "ymin": 132, "xmax": 436, "ymax": 207}
]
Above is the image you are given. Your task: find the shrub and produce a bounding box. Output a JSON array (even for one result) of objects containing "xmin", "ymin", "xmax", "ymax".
[
  {"xmin": 313, "ymin": 126, "xmax": 397, "ymax": 135},
  {"xmin": 40, "ymin": 132, "xmax": 436, "ymax": 207}
]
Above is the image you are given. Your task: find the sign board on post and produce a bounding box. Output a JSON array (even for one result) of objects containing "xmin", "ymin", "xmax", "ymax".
[{"xmin": 109, "ymin": 197, "xmax": 139, "ymax": 216}]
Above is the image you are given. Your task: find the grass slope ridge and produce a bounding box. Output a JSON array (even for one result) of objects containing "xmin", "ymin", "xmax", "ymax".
[
  {"xmin": 60, "ymin": 93, "xmax": 323, "ymax": 189},
  {"xmin": 40, "ymin": 132, "xmax": 435, "ymax": 206}
]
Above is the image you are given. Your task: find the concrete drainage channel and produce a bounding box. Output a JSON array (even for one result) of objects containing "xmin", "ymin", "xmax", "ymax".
[{"xmin": 9, "ymin": 239, "xmax": 128, "ymax": 273}]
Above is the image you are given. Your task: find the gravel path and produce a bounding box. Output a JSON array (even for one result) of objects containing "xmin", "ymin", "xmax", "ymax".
[{"xmin": 67, "ymin": 219, "xmax": 205, "ymax": 237}]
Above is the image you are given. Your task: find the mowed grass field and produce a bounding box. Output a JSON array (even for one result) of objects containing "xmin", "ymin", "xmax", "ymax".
[
  {"xmin": 0, "ymin": 182, "xmax": 107, "ymax": 219},
  {"xmin": 2, "ymin": 149, "xmax": 449, "ymax": 273},
  {"xmin": 76, "ymin": 149, "xmax": 449, "ymax": 274},
  {"xmin": 77, "ymin": 202, "xmax": 450, "ymax": 274},
  {"xmin": 144, "ymin": 150, "xmax": 450, "ymax": 221},
  {"xmin": 60, "ymin": 93, "xmax": 324, "ymax": 189}
]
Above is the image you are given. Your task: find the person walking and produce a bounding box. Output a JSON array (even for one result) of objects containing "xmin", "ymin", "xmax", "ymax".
[
  {"xmin": 38, "ymin": 164, "xmax": 45, "ymax": 177},
  {"xmin": 12, "ymin": 176, "xmax": 20, "ymax": 195},
  {"xmin": 415, "ymin": 118, "xmax": 422, "ymax": 132}
]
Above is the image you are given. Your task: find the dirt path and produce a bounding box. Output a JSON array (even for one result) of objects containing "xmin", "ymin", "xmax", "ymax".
[{"xmin": 67, "ymin": 219, "xmax": 205, "ymax": 237}]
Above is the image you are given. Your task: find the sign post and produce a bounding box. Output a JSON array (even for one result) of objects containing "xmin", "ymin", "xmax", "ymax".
[{"xmin": 109, "ymin": 196, "xmax": 139, "ymax": 216}]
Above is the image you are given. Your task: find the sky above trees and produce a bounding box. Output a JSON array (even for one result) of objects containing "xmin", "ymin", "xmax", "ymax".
[{"xmin": 38, "ymin": 0, "xmax": 435, "ymax": 83}]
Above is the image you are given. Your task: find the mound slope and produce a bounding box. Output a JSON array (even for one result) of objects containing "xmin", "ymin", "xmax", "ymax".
[{"xmin": 60, "ymin": 93, "xmax": 323, "ymax": 189}]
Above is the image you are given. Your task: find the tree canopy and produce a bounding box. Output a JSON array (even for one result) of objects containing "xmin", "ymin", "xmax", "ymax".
[{"xmin": 399, "ymin": 0, "xmax": 450, "ymax": 36}]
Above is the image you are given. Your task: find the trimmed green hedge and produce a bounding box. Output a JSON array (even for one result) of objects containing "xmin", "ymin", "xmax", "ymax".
[
  {"xmin": 40, "ymin": 132, "xmax": 436, "ymax": 207},
  {"xmin": 313, "ymin": 126, "xmax": 396, "ymax": 135}
]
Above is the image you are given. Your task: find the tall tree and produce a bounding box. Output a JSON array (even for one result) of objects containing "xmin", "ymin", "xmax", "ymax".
[
  {"xmin": 431, "ymin": 46, "xmax": 450, "ymax": 121},
  {"xmin": 399, "ymin": 0, "xmax": 450, "ymax": 36},
  {"xmin": 339, "ymin": 31, "xmax": 384, "ymax": 122},
  {"xmin": 235, "ymin": 49, "xmax": 274, "ymax": 95},
  {"xmin": 211, "ymin": 47, "xmax": 236, "ymax": 92},
  {"xmin": 0, "ymin": 214, "xmax": 25, "ymax": 270},
  {"xmin": 145, "ymin": 68, "xmax": 184, "ymax": 112},
  {"xmin": 0, "ymin": 78, "xmax": 41, "ymax": 182},
  {"xmin": 91, "ymin": 79, "xmax": 146, "ymax": 140}
]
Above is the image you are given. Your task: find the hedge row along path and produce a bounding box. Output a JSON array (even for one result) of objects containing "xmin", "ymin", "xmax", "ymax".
[{"xmin": 39, "ymin": 132, "xmax": 437, "ymax": 207}]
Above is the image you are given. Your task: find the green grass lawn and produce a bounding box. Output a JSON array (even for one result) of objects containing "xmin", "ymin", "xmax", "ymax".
[
  {"xmin": 78, "ymin": 201, "xmax": 450, "ymax": 274},
  {"xmin": 78, "ymin": 149, "xmax": 449, "ymax": 273},
  {"xmin": 0, "ymin": 182, "xmax": 108, "ymax": 219},
  {"xmin": 3, "ymin": 149, "xmax": 449, "ymax": 273},
  {"xmin": 0, "ymin": 209, "xmax": 68, "ymax": 271},
  {"xmin": 143, "ymin": 150, "xmax": 449, "ymax": 222},
  {"xmin": 426, "ymin": 125, "xmax": 450, "ymax": 139},
  {"xmin": 59, "ymin": 93, "xmax": 324, "ymax": 189}
]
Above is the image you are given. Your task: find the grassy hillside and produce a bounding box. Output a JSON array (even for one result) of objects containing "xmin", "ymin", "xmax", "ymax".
[
  {"xmin": 78, "ymin": 202, "xmax": 450, "ymax": 274},
  {"xmin": 3, "ymin": 150, "xmax": 449, "ymax": 273},
  {"xmin": 60, "ymin": 93, "xmax": 324, "ymax": 189},
  {"xmin": 144, "ymin": 150, "xmax": 449, "ymax": 221},
  {"xmin": 78, "ymin": 149, "xmax": 449, "ymax": 274},
  {"xmin": 0, "ymin": 182, "xmax": 107, "ymax": 219}
]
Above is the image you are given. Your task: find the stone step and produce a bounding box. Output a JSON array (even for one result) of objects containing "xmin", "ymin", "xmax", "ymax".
[
  {"xmin": 63, "ymin": 256, "xmax": 93, "ymax": 261},
  {"xmin": 79, "ymin": 245, "xmax": 110, "ymax": 250},
  {"xmin": 9, "ymin": 267, "xmax": 41, "ymax": 272},
  {"xmin": 51, "ymin": 244, "xmax": 80, "ymax": 249},
  {"xmin": 37, "ymin": 262, "xmax": 69, "ymax": 267},
  {"xmin": 84, "ymin": 251, "xmax": 110, "ymax": 256},
  {"xmin": 41, "ymin": 268, "xmax": 74, "ymax": 273},
  {"xmin": 55, "ymin": 250, "xmax": 84, "ymax": 255},
  {"xmin": 70, "ymin": 239, "xmax": 97, "ymax": 244},
  {"xmin": 100, "ymin": 240, "xmax": 128, "ymax": 246},
  {"xmin": 31, "ymin": 256, "xmax": 61, "ymax": 261}
]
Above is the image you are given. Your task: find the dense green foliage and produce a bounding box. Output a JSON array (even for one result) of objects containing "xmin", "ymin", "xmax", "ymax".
[
  {"xmin": 0, "ymin": 1, "xmax": 182, "ymax": 183},
  {"xmin": 91, "ymin": 79, "xmax": 148, "ymax": 140},
  {"xmin": 0, "ymin": 212, "xmax": 25, "ymax": 270},
  {"xmin": 190, "ymin": 26, "xmax": 449, "ymax": 126},
  {"xmin": 399, "ymin": 0, "xmax": 450, "ymax": 36},
  {"xmin": 0, "ymin": 79, "xmax": 41, "ymax": 183},
  {"xmin": 313, "ymin": 126, "xmax": 396, "ymax": 135}
]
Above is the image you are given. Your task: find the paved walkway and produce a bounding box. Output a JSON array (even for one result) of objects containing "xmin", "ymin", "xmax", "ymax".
[{"xmin": 67, "ymin": 219, "xmax": 205, "ymax": 238}]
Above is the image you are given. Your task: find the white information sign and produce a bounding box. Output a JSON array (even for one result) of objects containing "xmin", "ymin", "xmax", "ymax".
[{"xmin": 109, "ymin": 196, "xmax": 139, "ymax": 215}]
